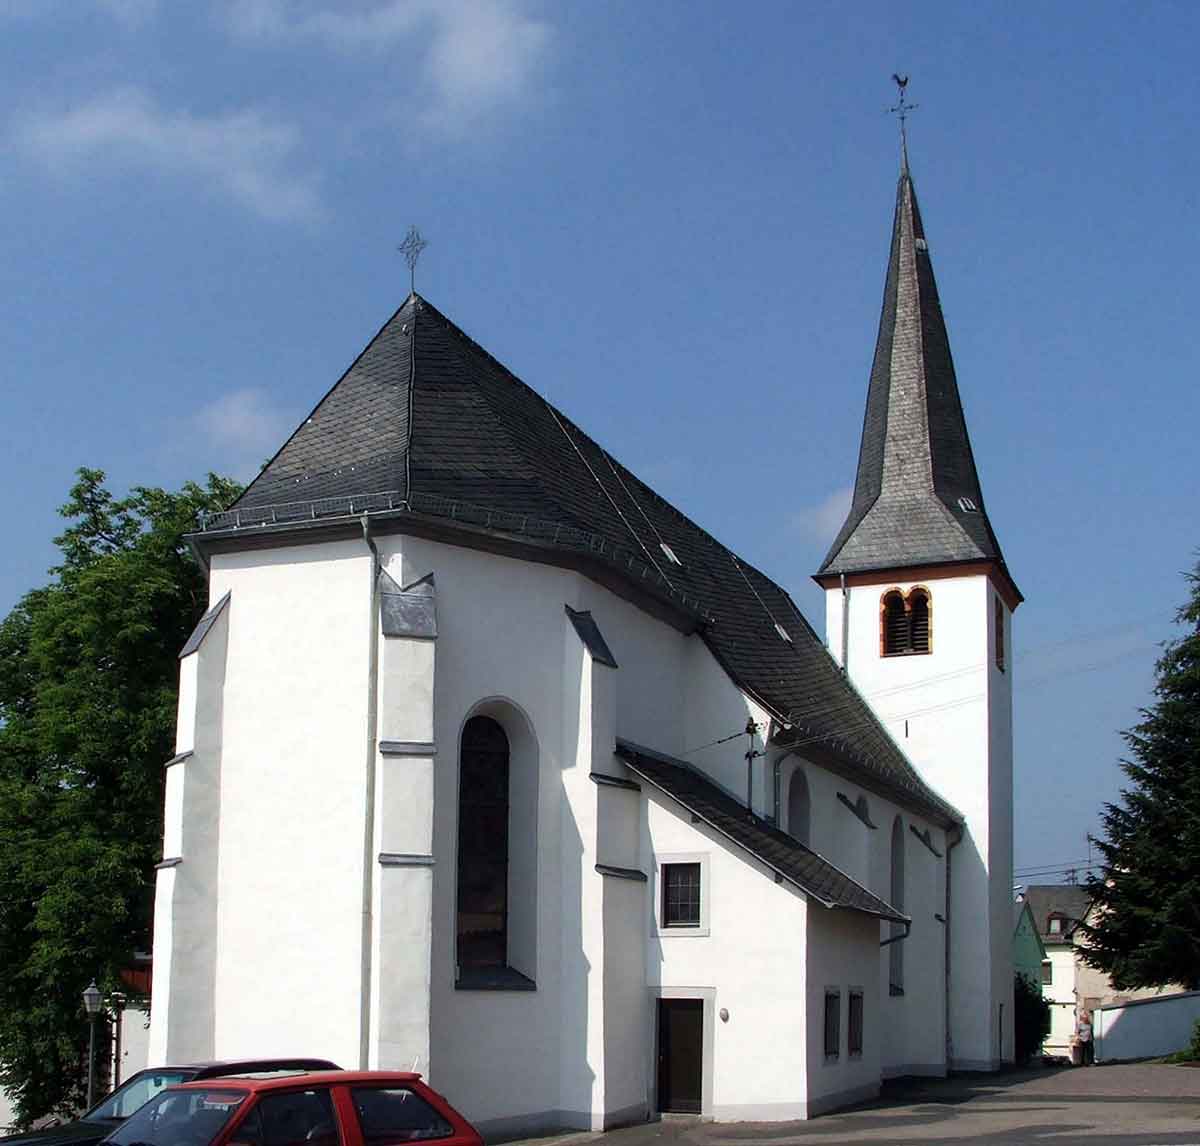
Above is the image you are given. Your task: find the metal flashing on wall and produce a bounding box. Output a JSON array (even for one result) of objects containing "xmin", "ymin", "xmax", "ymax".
[
  {"xmin": 178, "ymin": 591, "xmax": 231, "ymax": 659},
  {"xmin": 595, "ymin": 863, "xmax": 648, "ymax": 882},
  {"xmin": 564, "ymin": 605, "xmax": 618, "ymax": 668},
  {"xmin": 590, "ymin": 770, "xmax": 640, "ymax": 792},
  {"xmin": 164, "ymin": 750, "xmax": 194, "ymax": 769},
  {"xmin": 380, "ymin": 571, "xmax": 437, "ymax": 639},
  {"xmin": 155, "ymin": 857, "xmax": 183, "ymax": 870},
  {"xmin": 379, "ymin": 741, "xmax": 438, "ymax": 757},
  {"xmin": 378, "ymin": 852, "xmax": 436, "ymax": 867}
]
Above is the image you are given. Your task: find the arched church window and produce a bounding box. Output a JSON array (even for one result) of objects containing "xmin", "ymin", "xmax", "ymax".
[
  {"xmin": 889, "ymin": 816, "xmax": 905, "ymax": 995},
  {"xmin": 787, "ymin": 769, "xmax": 810, "ymax": 847},
  {"xmin": 881, "ymin": 588, "xmax": 932, "ymax": 656},
  {"xmin": 456, "ymin": 715, "xmax": 510, "ymax": 971}
]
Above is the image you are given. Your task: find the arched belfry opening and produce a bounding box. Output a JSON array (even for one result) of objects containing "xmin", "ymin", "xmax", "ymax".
[{"xmin": 881, "ymin": 587, "xmax": 932, "ymax": 656}]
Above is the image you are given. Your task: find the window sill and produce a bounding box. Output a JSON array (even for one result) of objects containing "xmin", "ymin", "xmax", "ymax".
[
  {"xmin": 657, "ymin": 924, "xmax": 711, "ymax": 938},
  {"xmin": 455, "ymin": 967, "xmax": 536, "ymax": 992},
  {"xmin": 882, "ymin": 650, "xmax": 931, "ymax": 658}
]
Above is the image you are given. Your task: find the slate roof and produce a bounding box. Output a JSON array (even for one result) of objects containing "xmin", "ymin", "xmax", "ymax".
[
  {"xmin": 818, "ymin": 163, "xmax": 1019, "ymax": 600},
  {"xmin": 1023, "ymin": 885, "xmax": 1092, "ymax": 943},
  {"xmin": 203, "ymin": 290, "xmax": 961, "ymax": 826},
  {"xmin": 615, "ymin": 740, "xmax": 907, "ymax": 923}
]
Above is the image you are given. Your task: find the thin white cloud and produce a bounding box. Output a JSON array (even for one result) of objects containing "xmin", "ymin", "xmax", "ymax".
[
  {"xmin": 792, "ymin": 486, "xmax": 853, "ymax": 543},
  {"xmin": 12, "ymin": 87, "xmax": 320, "ymax": 223},
  {"xmin": 224, "ymin": 0, "xmax": 552, "ymax": 136},
  {"xmin": 194, "ymin": 389, "xmax": 295, "ymax": 479}
]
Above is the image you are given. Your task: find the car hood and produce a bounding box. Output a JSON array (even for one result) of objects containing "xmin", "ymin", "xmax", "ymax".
[{"xmin": 0, "ymin": 1120, "xmax": 114, "ymax": 1146}]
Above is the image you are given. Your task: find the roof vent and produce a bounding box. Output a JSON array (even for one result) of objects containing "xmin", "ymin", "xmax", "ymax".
[
  {"xmin": 659, "ymin": 542, "xmax": 682, "ymax": 566},
  {"xmin": 774, "ymin": 622, "xmax": 792, "ymax": 644},
  {"xmin": 957, "ymin": 496, "xmax": 978, "ymax": 513},
  {"xmin": 915, "ymin": 237, "xmax": 928, "ymax": 251}
]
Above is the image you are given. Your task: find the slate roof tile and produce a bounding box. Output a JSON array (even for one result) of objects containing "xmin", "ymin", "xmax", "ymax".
[
  {"xmin": 819, "ymin": 165, "xmax": 1018, "ymax": 599},
  {"xmin": 616, "ymin": 740, "xmax": 907, "ymax": 922},
  {"xmin": 215, "ymin": 285, "xmax": 962, "ymax": 826}
]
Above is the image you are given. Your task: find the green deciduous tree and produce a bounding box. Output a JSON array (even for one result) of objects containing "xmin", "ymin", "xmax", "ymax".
[
  {"xmin": 1081, "ymin": 561, "xmax": 1200, "ymax": 991},
  {"xmin": 0, "ymin": 468, "xmax": 239, "ymax": 1126}
]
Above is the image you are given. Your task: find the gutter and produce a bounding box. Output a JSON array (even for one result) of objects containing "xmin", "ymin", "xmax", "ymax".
[
  {"xmin": 359, "ymin": 515, "xmax": 382, "ymax": 1070},
  {"xmin": 840, "ymin": 572, "xmax": 849, "ymax": 673},
  {"xmin": 879, "ymin": 918, "xmax": 911, "ymax": 947}
]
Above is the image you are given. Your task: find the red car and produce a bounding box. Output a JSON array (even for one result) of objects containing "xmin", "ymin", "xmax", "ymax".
[{"xmin": 98, "ymin": 1071, "xmax": 483, "ymax": 1146}]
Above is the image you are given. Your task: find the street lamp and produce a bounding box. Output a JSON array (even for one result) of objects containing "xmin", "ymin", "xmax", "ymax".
[{"xmin": 81, "ymin": 981, "xmax": 102, "ymax": 1109}]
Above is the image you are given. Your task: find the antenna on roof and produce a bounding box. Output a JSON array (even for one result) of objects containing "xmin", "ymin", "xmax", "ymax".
[
  {"xmin": 398, "ymin": 225, "xmax": 429, "ymax": 295},
  {"xmin": 887, "ymin": 74, "xmax": 918, "ymax": 171}
]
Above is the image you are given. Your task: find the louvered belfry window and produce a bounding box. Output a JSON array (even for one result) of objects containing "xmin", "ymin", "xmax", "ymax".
[{"xmin": 881, "ymin": 588, "xmax": 932, "ymax": 656}]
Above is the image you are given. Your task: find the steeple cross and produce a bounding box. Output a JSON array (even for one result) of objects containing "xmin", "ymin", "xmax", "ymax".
[
  {"xmin": 888, "ymin": 74, "xmax": 919, "ymax": 168},
  {"xmin": 398, "ymin": 225, "xmax": 429, "ymax": 294}
]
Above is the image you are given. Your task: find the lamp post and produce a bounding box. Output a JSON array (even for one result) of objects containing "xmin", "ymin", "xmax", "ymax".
[
  {"xmin": 81, "ymin": 981, "xmax": 102, "ymax": 1109},
  {"xmin": 109, "ymin": 991, "xmax": 127, "ymax": 1089}
]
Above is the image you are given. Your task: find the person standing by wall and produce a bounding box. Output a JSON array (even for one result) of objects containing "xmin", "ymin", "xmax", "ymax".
[{"xmin": 1076, "ymin": 1010, "xmax": 1094, "ymax": 1066}]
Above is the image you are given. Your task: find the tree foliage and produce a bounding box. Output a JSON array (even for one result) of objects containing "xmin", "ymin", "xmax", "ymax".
[
  {"xmin": 1081, "ymin": 561, "xmax": 1200, "ymax": 991},
  {"xmin": 1013, "ymin": 973, "xmax": 1052, "ymax": 1064},
  {"xmin": 0, "ymin": 469, "xmax": 239, "ymax": 1126}
]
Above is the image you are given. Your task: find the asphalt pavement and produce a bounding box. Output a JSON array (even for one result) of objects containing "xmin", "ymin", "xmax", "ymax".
[{"xmin": 505, "ymin": 1064, "xmax": 1200, "ymax": 1146}]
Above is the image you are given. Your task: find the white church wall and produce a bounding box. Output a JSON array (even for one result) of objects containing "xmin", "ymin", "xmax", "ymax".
[
  {"xmin": 777, "ymin": 755, "xmax": 948, "ymax": 1077},
  {"xmin": 397, "ymin": 536, "xmax": 574, "ymax": 1134},
  {"xmin": 207, "ymin": 540, "xmax": 372, "ymax": 1070},
  {"xmin": 805, "ymin": 905, "xmax": 881, "ymax": 1115},
  {"xmin": 681, "ymin": 637, "xmax": 770, "ymax": 811},
  {"xmin": 643, "ymin": 791, "xmax": 810, "ymax": 1121},
  {"xmin": 149, "ymin": 599, "xmax": 229, "ymax": 1064},
  {"xmin": 825, "ymin": 572, "xmax": 1011, "ymax": 1070}
]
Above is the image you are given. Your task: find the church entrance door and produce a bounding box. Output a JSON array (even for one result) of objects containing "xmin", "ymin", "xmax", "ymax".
[{"xmin": 656, "ymin": 998, "xmax": 703, "ymax": 1114}]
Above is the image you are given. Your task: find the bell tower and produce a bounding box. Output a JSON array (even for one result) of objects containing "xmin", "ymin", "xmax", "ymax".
[{"xmin": 814, "ymin": 151, "xmax": 1021, "ymax": 1069}]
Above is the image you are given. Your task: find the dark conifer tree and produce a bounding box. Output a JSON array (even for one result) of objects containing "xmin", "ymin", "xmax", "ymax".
[{"xmin": 1081, "ymin": 562, "xmax": 1200, "ymax": 990}]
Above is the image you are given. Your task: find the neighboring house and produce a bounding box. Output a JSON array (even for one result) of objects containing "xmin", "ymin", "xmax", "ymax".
[
  {"xmin": 149, "ymin": 152, "xmax": 1021, "ymax": 1133},
  {"xmin": 1023, "ymin": 885, "xmax": 1182, "ymax": 1056},
  {"xmin": 1012, "ymin": 898, "xmax": 1046, "ymax": 988}
]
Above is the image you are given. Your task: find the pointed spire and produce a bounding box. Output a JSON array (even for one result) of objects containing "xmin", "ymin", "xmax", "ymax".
[{"xmin": 817, "ymin": 157, "xmax": 1019, "ymax": 601}]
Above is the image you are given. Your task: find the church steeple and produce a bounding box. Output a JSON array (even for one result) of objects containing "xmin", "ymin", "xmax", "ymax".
[{"xmin": 817, "ymin": 160, "xmax": 1020, "ymax": 602}]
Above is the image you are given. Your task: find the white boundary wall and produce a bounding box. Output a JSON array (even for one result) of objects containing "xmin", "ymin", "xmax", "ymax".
[{"xmin": 1094, "ymin": 991, "xmax": 1200, "ymax": 1063}]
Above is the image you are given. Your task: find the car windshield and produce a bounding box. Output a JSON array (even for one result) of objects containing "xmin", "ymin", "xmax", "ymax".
[
  {"xmin": 102, "ymin": 1087, "xmax": 246, "ymax": 1146},
  {"xmin": 85, "ymin": 1070, "xmax": 196, "ymax": 1122}
]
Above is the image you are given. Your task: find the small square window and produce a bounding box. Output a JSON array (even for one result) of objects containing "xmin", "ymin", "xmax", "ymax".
[
  {"xmin": 1041, "ymin": 960, "xmax": 1053, "ymax": 985},
  {"xmin": 662, "ymin": 863, "xmax": 701, "ymax": 928},
  {"xmin": 824, "ymin": 990, "xmax": 841, "ymax": 1060},
  {"xmin": 848, "ymin": 991, "xmax": 864, "ymax": 1057}
]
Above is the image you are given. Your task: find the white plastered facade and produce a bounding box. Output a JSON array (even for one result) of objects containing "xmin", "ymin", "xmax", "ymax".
[
  {"xmin": 824, "ymin": 571, "xmax": 1015, "ymax": 1070},
  {"xmin": 151, "ymin": 527, "xmax": 996, "ymax": 1132}
]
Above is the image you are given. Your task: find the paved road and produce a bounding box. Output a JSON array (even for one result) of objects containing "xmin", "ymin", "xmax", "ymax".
[{"xmin": 557, "ymin": 1064, "xmax": 1200, "ymax": 1146}]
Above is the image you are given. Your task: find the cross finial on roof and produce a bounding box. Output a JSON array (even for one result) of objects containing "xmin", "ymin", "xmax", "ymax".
[
  {"xmin": 888, "ymin": 74, "xmax": 918, "ymax": 172},
  {"xmin": 398, "ymin": 226, "xmax": 428, "ymax": 294}
]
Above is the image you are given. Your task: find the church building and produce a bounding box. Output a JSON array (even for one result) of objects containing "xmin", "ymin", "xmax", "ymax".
[{"xmin": 149, "ymin": 153, "xmax": 1020, "ymax": 1132}]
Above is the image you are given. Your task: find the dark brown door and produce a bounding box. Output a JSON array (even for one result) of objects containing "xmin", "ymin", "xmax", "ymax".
[{"xmin": 657, "ymin": 998, "xmax": 703, "ymax": 1113}]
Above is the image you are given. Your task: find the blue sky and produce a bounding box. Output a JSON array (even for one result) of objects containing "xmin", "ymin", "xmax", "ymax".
[{"xmin": 1, "ymin": 1, "xmax": 1197, "ymax": 879}]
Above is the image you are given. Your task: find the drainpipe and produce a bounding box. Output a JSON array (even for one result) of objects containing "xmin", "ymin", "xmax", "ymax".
[
  {"xmin": 359, "ymin": 515, "xmax": 382, "ymax": 1070},
  {"xmin": 943, "ymin": 822, "xmax": 964, "ymax": 1068},
  {"xmin": 839, "ymin": 574, "xmax": 849, "ymax": 673}
]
